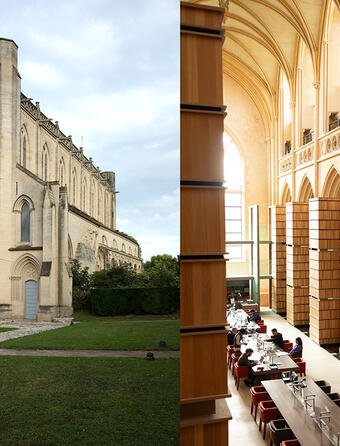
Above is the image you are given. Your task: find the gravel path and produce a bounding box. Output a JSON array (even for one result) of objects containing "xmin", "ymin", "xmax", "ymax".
[
  {"xmin": 0, "ymin": 348, "xmax": 179, "ymax": 358},
  {"xmin": 0, "ymin": 318, "xmax": 72, "ymax": 342}
]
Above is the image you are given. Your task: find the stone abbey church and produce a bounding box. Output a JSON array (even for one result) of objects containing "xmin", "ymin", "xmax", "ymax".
[{"xmin": 0, "ymin": 38, "xmax": 142, "ymax": 321}]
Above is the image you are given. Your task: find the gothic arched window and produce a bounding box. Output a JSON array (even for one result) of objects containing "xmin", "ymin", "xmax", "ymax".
[
  {"xmin": 23, "ymin": 136, "xmax": 27, "ymax": 168},
  {"xmin": 21, "ymin": 201, "xmax": 30, "ymax": 242},
  {"xmin": 224, "ymin": 134, "xmax": 244, "ymax": 260}
]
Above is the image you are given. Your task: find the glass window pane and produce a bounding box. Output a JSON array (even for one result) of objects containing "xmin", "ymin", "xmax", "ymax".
[
  {"xmin": 21, "ymin": 202, "xmax": 30, "ymax": 242},
  {"xmin": 226, "ymin": 207, "xmax": 242, "ymax": 219},
  {"xmin": 226, "ymin": 220, "xmax": 242, "ymax": 233},
  {"xmin": 225, "ymin": 193, "xmax": 241, "ymax": 206},
  {"xmin": 226, "ymin": 245, "xmax": 242, "ymax": 259},
  {"xmin": 226, "ymin": 232, "xmax": 242, "ymax": 241}
]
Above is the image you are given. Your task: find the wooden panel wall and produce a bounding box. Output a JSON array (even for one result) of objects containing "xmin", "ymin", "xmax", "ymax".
[
  {"xmin": 286, "ymin": 203, "xmax": 309, "ymax": 326},
  {"xmin": 270, "ymin": 205, "xmax": 286, "ymax": 314},
  {"xmin": 180, "ymin": 2, "xmax": 231, "ymax": 445},
  {"xmin": 309, "ymin": 198, "xmax": 340, "ymax": 344}
]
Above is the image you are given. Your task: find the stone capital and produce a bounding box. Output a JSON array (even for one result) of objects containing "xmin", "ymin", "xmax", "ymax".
[
  {"xmin": 312, "ymin": 81, "xmax": 320, "ymax": 89},
  {"xmin": 289, "ymin": 102, "xmax": 296, "ymax": 110}
]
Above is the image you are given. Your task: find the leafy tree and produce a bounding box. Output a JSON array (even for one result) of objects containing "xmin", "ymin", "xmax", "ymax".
[
  {"xmin": 91, "ymin": 261, "xmax": 138, "ymax": 288},
  {"xmin": 143, "ymin": 254, "xmax": 179, "ymax": 287},
  {"xmin": 70, "ymin": 259, "xmax": 91, "ymax": 310}
]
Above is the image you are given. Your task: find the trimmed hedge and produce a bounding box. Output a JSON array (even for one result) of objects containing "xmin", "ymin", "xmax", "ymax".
[{"xmin": 90, "ymin": 287, "xmax": 180, "ymax": 316}]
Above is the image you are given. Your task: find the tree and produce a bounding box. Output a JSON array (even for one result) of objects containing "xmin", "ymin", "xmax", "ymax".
[
  {"xmin": 91, "ymin": 261, "xmax": 138, "ymax": 288},
  {"xmin": 70, "ymin": 259, "xmax": 91, "ymax": 310},
  {"xmin": 143, "ymin": 254, "xmax": 179, "ymax": 287}
]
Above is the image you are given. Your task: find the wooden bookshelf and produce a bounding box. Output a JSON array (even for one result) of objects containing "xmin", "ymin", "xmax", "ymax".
[
  {"xmin": 180, "ymin": 2, "xmax": 231, "ymax": 445},
  {"xmin": 309, "ymin": 198, "xmax": 340, "ymax": 344},
  {"xmin": 286, "ymin": 202, "xmax": 309, "ymax": 326},
  {"xmin": 270, "ymin": 205, "xmax": 286, "ymax": 314}
]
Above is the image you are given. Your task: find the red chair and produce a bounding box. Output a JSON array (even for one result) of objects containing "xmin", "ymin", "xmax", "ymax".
[
  {"xmin": 234, "ymin": 364, "xmax": 249, "ymax": 390},
  {"xmin": 227, "ymin": 345, "xmax": 234, "ymax": 368},
  {"xmin": 281, "ymin": 441, "xmax": 300, "ymax": 446},
  {"xmin": 292, "ymin": 358, "xmax": 306, "ymax": 376},
  {"xmin": 231, "ymin": 352, "xmax": 241, "ymax": 375},
  {"xmin": 250, "ymin": 386, "xmax": 269, "ymax": 421},
  {"xmin": 258, "ymin": 324, "xmax": 267, "ymax": 334},
  {"xmin": 258, "ymin": 400, "xmax": 280, "ymax": 439},
  {"xmin": 257, "ymin": 319, "xmax": 264, "ymax": 325},
  {"xmin": 284, "ymin": 342, "xmax": 293, "ymax": 352}
]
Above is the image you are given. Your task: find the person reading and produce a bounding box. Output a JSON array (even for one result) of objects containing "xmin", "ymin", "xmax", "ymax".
[
  {"xmin": 227, "ymin": 327, "xmax": 238, "ymax": 346},
  {"xmin": 264, "ymin": 328, "xmax": 284, "ymax": 350},
  {"xmin": 249, "ymin": 309, "xmax": 261, "ymax": 322},
  {"xmin": 238, "ymin": 348, "xmax": 263, "ymax": 387},
  {"xmin": 288, "ymin": 337, "xmax": 303, "ymax": 358},
  {"xmin": 234, "ymin": 328, "xmax": 247, "ymax": 353}
]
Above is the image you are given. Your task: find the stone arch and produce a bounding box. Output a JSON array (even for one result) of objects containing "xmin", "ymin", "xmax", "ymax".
[
  {"xmin": 102, "ymin": 235, "xmax": 108, "ymax": 246},
  {"xmin": 41, "ymin": 143, "xmax": 50, "ymax": 181},
  {"xmin": 112, "ymin": 239, "xmax": 118, "ymax": 249},
  {"xmin": 13, "ymin": 195, "xmax": 35, "ymax": 213},
  {"xmin": 82, "ymin": 178, "xmax": 88, "ymax": 213},
  {"xmin": 297, "ymin": 175, "xmax": 314, "ymax": 202},
  {"xmin": 121, "ymin": 243, "xmax": 126, "ymax": 253},
  {"xmin": 72, "ymin": 168, "xmax": 77, "ymax": 206},
  {"xmin": 321, "ymin": 165, "xmax": 340, "ymax": 197},
  {"xmin": 10, "ymin": 254, "xmax": 41, "ymax": 316},
  {"xmin": 59, "ymin": 157, "xmax": 66, "ymax": 187},
  {"xmin": 280, "ymin": 182, "xmax": 292, "ymax": 205},
  {"xmin": 68, "ymin": 235, "xmax": 73, "ymax": 260},
  {"xmin": 20, "ymin": 124, "xmax": 30, "ymax": 168}
]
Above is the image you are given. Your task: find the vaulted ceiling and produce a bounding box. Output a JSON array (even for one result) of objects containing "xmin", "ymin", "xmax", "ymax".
[
  {"xmin": 186, "ymin": 0, "xmax": 340, "ymax": 134},
  {"xmin": 187, "ymin": 0, "xmax": 334, "ymax": 97}
]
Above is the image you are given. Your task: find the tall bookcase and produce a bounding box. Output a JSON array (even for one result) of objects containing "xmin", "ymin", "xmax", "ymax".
[
  {"xmin": 180, "ymin": 2, "xmax": 231, "ymax": 445},
  {"xmin": 286, "ymin": 202, "xmax": 310, "ymax": 326}
]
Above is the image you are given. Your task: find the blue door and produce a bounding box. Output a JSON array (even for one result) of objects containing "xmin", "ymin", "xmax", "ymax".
[{"xmin": 25, "ymin": 280, "xmax": 38, "ymax": 319}]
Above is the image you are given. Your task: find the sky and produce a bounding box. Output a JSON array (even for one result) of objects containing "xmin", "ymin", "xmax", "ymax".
[{"xmin": 1, "ymin": 0, "xmax": 179, "ymax": 261}]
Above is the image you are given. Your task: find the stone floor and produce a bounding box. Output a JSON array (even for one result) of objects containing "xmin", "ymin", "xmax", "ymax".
[
  {"xmin": 0, "ymin": 318, "xmax": 72, "ymax": 342},
  {"xmin": 227, "ymin": 309, "xmax": 340, "ymax": 446}
]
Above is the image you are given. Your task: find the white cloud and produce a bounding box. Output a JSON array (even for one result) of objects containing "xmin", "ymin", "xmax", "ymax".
[{"xmin": 20, "ymin": 61, "xmax": 67, "ymax": 88}]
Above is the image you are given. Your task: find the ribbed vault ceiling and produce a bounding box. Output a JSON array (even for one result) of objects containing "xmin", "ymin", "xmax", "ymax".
[{"xmin": 187, "ymin": 0, "xmax": 331, "ymax": 98}]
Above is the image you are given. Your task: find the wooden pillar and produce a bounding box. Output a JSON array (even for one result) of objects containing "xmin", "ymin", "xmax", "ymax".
[
  {"xmin": 270, "ymin": 205, "xmax": 286, "ymax": 314},
  {"xmin": 309, "ymin": 198, "xmax": 340, "ymax": 345},
  {"xmin": 180, "ymin": 2, "xmax": 231, "ymax": 445},
  {"xmin": 286, "ymin": 203, "xmax": 309, "ymax": 326}
]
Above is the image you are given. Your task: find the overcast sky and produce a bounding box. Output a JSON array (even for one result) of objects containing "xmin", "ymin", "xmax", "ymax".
[{"xmin": 2, "ymin": 0, "xmax": 179, "ymax": 261}]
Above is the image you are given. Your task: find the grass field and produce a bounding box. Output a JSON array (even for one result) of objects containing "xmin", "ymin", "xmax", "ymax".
[
  {"xmin": 0, "ymin": 356, "xmax": 179, "ymax": 446},
  {"xmin": 73, "ymin": 310, "xmax": 179, "ymax": 322},
  {"xmin": 0, "ymin": 327, "xmax": 17, "ymax": 333},
  {"xmin": 0, "ymin": 320, "xmax": 180, "ymax": 350}
]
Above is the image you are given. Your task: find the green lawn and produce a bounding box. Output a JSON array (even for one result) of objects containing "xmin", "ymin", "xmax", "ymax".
[
  {"xmin": 73, "ymin": 310, "xmax": 179, "ymax": 322},
  {"xmin": 0, "ymin": 327, "xmax": 17, "ymax": 333},
  {"xmin": 0, "ymin": 320, "xmax": 180, "ymax": 350},
  {"xmin": 0, "ymin": 356, "xmax": 179, "ymax": 446}
]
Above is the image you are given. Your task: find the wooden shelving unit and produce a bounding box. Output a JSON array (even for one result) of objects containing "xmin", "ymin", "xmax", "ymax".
[
  {"xmin": 180, "ymin": 2, "xmax": 231, "ymax": 445},
  {"xmin": 309, "ymin": 198, "xmax": 340, "ymax": 344},
  {"xmin": 270, "ymin": 205, "xmax": 287, "ymax": 314},
  {"xmin": 286, "ymin": 202, "xmax": 309, "ymax": 326}
]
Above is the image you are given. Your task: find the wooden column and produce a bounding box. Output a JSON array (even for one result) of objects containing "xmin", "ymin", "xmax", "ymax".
[
  {"xmin": 309, "ymin": 198, "xmax": 340, "ymax": 344},
  {"xmin": 180, "ymin": 2, "xmax": 231, "ymax": 445},
  {"xmin": 270, "ymin": 205, "xmax": 286, "ymax": 314},
  {"xmin": 286, "ymin": 203, "xmax": 309, "ymax": 326}
]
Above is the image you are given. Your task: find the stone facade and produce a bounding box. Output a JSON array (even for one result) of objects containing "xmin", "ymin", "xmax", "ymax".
[{"xmin": 0, "ymin": 38, "xmax": 142, "ymax": 321}]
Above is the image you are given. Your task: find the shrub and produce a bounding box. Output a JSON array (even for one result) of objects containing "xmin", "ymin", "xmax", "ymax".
[{"xmin": 90, "ymin": 287, "xmax": 179, "ymax": 316}]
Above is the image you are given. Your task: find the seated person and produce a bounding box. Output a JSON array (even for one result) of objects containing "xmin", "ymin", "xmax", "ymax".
[
  {"xmin": 264, "ymin": 328, "xmax": 284, "ymax": 350},
  {"xmin": 234, "ymin": 328, "xmax": 247, "ymax": 353},
  {"xmin": 288, "ymin": 337, "xmax": 303, "ymax": 358},
  {"xmin": 227, "ymin": 327, "xmax": 238, "ymax": 346},
  {"xmin": 238, "ymin": 348, "xmax": 261, "ymax": 386},
  {"xmin": 249, "ymin": 309, "xmax": 261, "ymax": 322}
]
